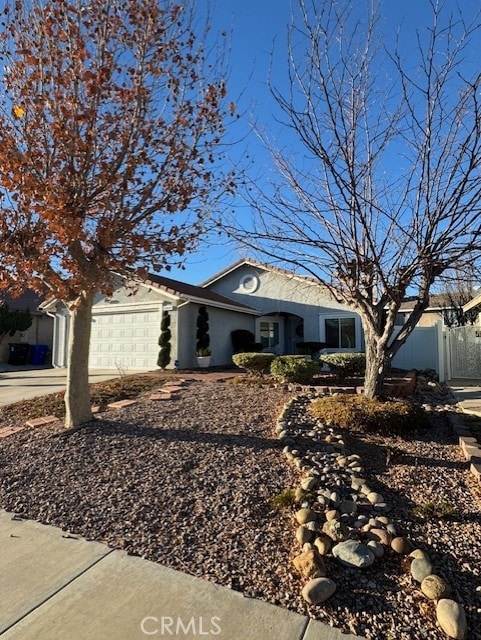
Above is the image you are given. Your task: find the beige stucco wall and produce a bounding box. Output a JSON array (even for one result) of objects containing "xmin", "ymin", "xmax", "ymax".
[
  {"xmin": 177, "ymin": 302, "xmax": 256, "ymax": 368},
  {"xmin": 415, "ymin": 311, "xmax": 444, "ymax": 327},
  {"xmin": 205, "ymin": 264, "xmax": 356, "ymax": 345}
]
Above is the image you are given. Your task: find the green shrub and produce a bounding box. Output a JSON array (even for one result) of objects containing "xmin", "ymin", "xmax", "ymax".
[
  {"xmin": 320, "ymin": 352, "xmax": 366, "ymax": 379},
  {"xmin": 270, "ymin": 355, "xmax": 319, "ymax": 384},
  {"xmin": 310, "ymin": 394, "xmax": 430, "ymax": 434},
  {"xmin": 232, "ymin": 352, "xmax": 276, "ymax": 375},
  {"xmin": 196, "ymin": 306, "xmax": 210, "ymax": 354},
  {"xmin": 231, "ymin": 329, "xmax": 263, "ymax": 353}
]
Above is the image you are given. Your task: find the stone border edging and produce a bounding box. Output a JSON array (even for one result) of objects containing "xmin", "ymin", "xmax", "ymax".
[
  {"xmin": 0, "ymin": 380, "xmax": 190, "ymax": 441},
  {"xmin": 275, "ymin": 391, "xmax": 469, "ymax": 639}
]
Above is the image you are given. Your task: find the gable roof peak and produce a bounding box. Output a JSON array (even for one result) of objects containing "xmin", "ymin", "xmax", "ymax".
[{"xmin": 200, "ymin": 258, "xmax": 323, "ymax": 289}]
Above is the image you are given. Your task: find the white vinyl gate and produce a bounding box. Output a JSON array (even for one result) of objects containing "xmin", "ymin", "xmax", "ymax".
[{"xmin": 446, "ymin": 325, "xmax": 481, "ymax": 379}]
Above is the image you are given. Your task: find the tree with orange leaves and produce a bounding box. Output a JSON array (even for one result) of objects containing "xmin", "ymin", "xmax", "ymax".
[{"xmin": 0, "ymin": 0, "xmax": 234, "ymax": 427}]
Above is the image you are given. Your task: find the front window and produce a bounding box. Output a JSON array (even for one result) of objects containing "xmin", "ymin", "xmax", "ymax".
[
  {"xmin": 325, "ymin": 317, "xmax": 356, "ymax": 348},
  {"xmin": 260, "ymin": 321, "xmax": 280, "ymax": 349}
]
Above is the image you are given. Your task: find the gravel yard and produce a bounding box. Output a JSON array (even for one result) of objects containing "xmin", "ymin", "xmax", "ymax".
[{"xmin": 0, "ymin": 378, "xmax": 480, "ymax": 639}]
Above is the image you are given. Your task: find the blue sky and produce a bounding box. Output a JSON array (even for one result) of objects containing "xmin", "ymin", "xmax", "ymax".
[
  {"xmin": 164, "ymin": 0, "xmax": 481, "ymax": 285},
  {"xmin": 165, "ymin": 0, "xmax": 293, "ymax": 284}
]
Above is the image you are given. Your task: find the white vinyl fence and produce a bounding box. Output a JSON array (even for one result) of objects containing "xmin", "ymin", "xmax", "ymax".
[{"xmin": 391, "ymin": 322, "xmax": 444, "ymax": 380}]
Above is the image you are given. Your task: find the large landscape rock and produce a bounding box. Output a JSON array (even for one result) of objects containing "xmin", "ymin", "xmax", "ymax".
[
  {"xmin": 296, "ymin": 508, "xmax": 317, "ymax": 524},
  {"xmin": 295, "ymin": 525, "xmax": 312, "ymax": 545},
  {"xmin": 366, "ymin": 491, "xmax": 384, "ymax": 504},
  {"xmin": 410, "ymin": 557, "xmax": 433, "ymax": 582},
  {"xmin": 436, "ymin": 599, "xmax": 467, "ymax": 639},
  {"xmin": 322, "ymin": 520, "xmax": 354, "ymax": 542},
  {"xmin": 332, "ymin": 540, "xmax": 375, "ymax": 568},
  {"xmin": 313, "ymin": 535, "xmax": 332, "ymax": 555},
  {"xmin": 391, "ymin": 536, "xmax": 412, "ymax": 555},
  {"xmin": 293, "ymin": 549, "xmax": 326, "ymax": 579},
  {"xmin": 421, "ymin": 574, "xmax": 450, "ymax": 600},
  {"xmin": 367, "ymin": 528, "xmax": 392, "ymax": 546},
  {"xmin": 301, "ymin": 577, "xmax": 337, "ymax": 604}
]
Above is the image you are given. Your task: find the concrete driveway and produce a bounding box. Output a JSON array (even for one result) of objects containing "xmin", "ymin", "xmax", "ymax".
[{"xmin": 0, "ymin": 366, "xmax": 131, "ymax": 406}]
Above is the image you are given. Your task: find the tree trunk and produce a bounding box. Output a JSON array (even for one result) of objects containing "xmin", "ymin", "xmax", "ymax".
[
  {"xmin": 65, "ymin": 293, "xmax": 94, "ymax": 428},
  {"xmin": 362, "ymin": 326, "xmax": 392, "ymax": 399}
]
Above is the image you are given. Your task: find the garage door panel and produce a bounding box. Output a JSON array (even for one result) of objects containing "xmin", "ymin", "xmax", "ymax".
[{"xmin": 89, "ymin": 309, "xmax": 161, "ymax": 370}]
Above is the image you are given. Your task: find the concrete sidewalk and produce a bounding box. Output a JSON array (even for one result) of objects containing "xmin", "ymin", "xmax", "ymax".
[
  {"xmin": 448, "ymin": 378, "xmax": 481, "ymax": 416},
  {"xmin": 0, "ymin": 511, "xmax": 360, "ymax": 640},
  {"xmin": 0, "ymin": 366, "xmax": 134, "ymax": 406}
]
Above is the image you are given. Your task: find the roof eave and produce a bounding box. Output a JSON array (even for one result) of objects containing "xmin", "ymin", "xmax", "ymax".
[
  {"xmin": 463, "ymin": 294, "xmax": 481, "ymax": 313},
  {"xmin": 199, "ymin": 259, "xmax": 253, "ymax": 286},
  {"xmin": 200, "ymin": 258, "xmax": 327, "ymax": 290},
  {"xmin": 181, "ymin": 295, "xmax": 261, "ymax": 315}
]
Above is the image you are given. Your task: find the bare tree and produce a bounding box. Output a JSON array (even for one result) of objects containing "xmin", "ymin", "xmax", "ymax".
[
  {"xmin": 232, "ymin": 0, "xmax": 481, "ymax": 397},
  {"xmin": 0, "ymin": 0, "xmax": 234, "ymax": 427},
  {"xmin": 438, "ymin": 266, "xmax": 478, "ymax": 327}
]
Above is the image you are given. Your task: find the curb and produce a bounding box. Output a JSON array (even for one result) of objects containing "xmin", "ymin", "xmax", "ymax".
[{"xmin": 448, "ymin": 411, "xmax": 481, "ymax": 483}]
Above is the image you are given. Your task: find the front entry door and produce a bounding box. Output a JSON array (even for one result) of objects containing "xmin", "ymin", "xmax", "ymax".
[{"xmin": 257, "ymin": 316, "xmax": 284, "ymax": 354}]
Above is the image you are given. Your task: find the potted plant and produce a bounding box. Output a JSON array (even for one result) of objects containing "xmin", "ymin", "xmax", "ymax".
[{"xmin": 196, "ymin": 305, "xmax": 211, "ymax": 367}]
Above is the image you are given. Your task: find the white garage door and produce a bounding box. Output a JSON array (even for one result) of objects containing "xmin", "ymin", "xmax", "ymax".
[{"xmin": 89, "ymin": 309, "xmax": 161, "ymax": 370}]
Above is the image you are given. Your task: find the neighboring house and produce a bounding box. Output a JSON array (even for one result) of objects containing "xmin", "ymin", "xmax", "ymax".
[
  {"xmin": 398, "ymin": 294, "xmax": 465, "ymax": 327},
  {"xmin": 201, "ymin": 260, "xmax": 364, "ymax": 354},
  {"xmin": 42, "ymin": 273, "xmax": 260, "ymax": 370},
  {"xmin": 0, "ymin": 290, "xmax": 54, "ymax": 363},
  {"xmin": 462, "ymin": 293, "xmax": 481, "ymax": 317}
]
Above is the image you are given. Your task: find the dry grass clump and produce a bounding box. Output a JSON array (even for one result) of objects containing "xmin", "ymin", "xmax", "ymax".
[
  {"xmin": 412, "ymin": 500, "xmax": 459, "ymax": 521},
  {"xmin": 269, "ymin": 488, "xmax": 297, "ymax": 511},
  {"xmin": 310, "ymin": 394, "xmax": 430, "ymax": 434}
]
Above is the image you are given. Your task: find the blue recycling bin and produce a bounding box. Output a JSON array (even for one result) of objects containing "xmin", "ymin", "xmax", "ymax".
[{"xmin": 29, "ymin": 344, "xmax": 49, "ymax": 365}]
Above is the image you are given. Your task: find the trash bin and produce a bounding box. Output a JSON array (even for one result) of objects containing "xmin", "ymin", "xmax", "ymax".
[
  {"xmin": 29, "ymin": 344, "xmax": 49, "ymax": 366},
  {"xmin": 8, "ymin": 343, "xmax": 31, "ymax": 365}
]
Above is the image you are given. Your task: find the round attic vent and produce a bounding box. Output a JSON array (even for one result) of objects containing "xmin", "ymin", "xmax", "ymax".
[{"xmin": 240, "ymin": 273, "xmax": 259, "ymax": 293}]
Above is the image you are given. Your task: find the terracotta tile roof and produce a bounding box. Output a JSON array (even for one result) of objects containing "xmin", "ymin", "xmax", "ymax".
[{"xmin": 144, "ymin": 273, "xmax": 259, "ymax": 313}]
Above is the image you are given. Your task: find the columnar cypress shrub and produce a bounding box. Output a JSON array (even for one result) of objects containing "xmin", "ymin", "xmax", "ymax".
[
  {"xmin": 157, "ymin": 311, "xmax": 171, "ymax": 369},
  {"xmin": 196, "ymin": 305, "xmax": 210, "ymax": 355}
]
